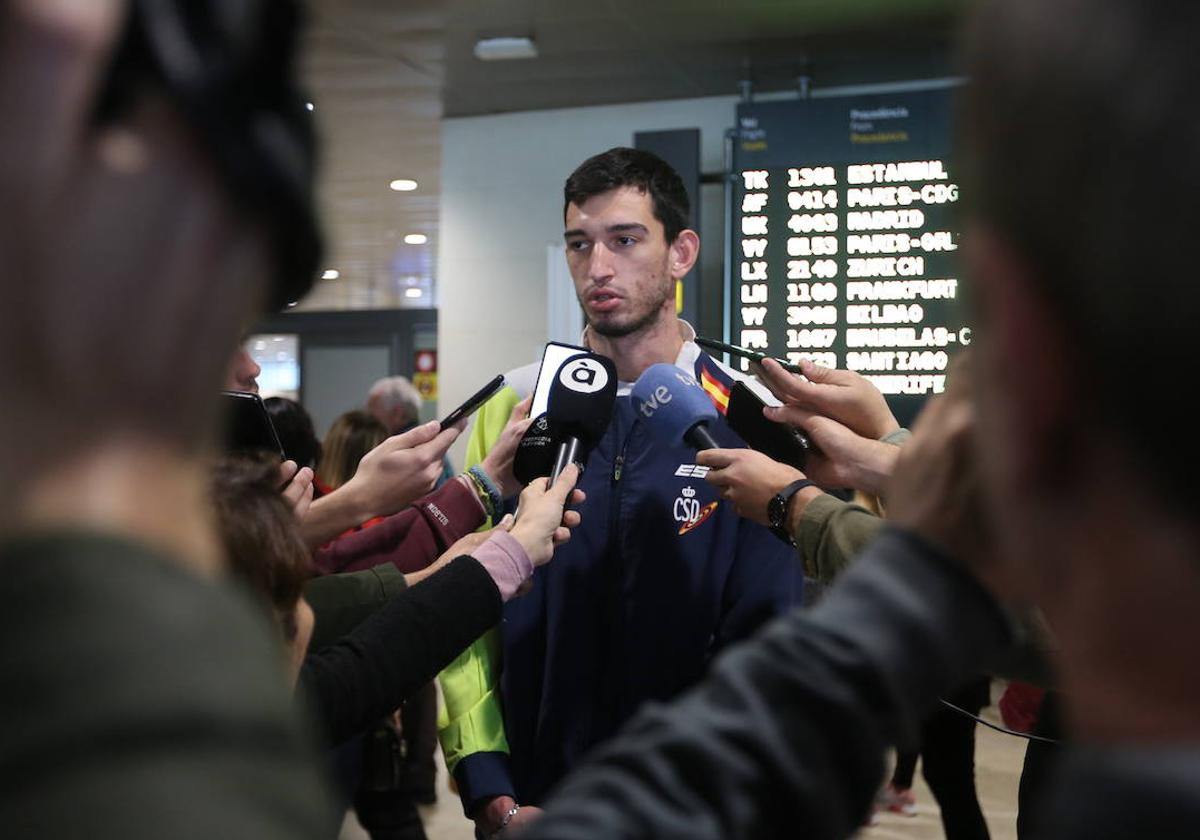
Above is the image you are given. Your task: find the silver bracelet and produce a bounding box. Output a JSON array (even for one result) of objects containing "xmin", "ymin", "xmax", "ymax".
[{"xmin": 490, "ymin": 804, "xmax": 520, "ymax": 837}]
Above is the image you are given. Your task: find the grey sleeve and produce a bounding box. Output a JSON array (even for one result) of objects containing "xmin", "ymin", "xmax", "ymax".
[{"xmin": 523, "ymin": 529, "xmax": 1010, "ymax": 840}]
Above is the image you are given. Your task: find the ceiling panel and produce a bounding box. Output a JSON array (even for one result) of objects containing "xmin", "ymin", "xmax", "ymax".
[{"xmin": 297, "ymin": 0, "xmax": 960, "ymax": 313}]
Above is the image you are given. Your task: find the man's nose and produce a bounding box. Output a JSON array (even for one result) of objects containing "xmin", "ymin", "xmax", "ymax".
[{"xmin": 588, "ymin": 242, "xmax": 615, "ymax": 283}]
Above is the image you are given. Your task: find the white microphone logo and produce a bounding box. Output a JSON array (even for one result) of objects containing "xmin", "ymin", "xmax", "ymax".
[{"xmin": 559, "ymin": 358, "xmax": 609, "ymax": 394}]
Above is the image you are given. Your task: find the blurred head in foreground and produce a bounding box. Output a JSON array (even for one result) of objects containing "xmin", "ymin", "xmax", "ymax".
[{"xmin": 961, "ymin": 0, "xmax": 1200, "ymax": 736}]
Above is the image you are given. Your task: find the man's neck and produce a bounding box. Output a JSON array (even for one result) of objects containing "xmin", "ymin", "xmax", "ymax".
[
  {"xmin": 586, "ymin": 309, "xmax": 685, "ymax": 383},
  {"xmin": 13, "ymin": 439, "xmax": 224, "ymax": 577}
]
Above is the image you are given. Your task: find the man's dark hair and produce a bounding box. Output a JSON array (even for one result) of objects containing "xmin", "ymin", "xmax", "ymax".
[
  {"xmin": 961, "ymin": 0, "xmax": 1200, "ymax": 501},
  {"xmin": 564, "ymin": 147, "xmax": 691, "ymax": 243},
  {"xmin": 265, "ymin": 397, "xmax": 321, "ymax": 471}
]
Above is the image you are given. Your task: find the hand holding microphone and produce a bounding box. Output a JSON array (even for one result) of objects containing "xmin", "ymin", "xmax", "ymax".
[{"xmin": 511, "ymin": 464, "xmax": 587, "ymax": 566}]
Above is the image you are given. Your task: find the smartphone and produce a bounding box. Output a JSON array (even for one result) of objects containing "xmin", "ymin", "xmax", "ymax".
[
  {"xmin": 531, "ymin": 341, "xmax": 589, "ymax": 419},
  {"xmin": 725, "ymin": 381, "xmax": 810, "ymax": 469},
  {"xmin": 221, "ymin": 390, "xmax": 286, "ymax": 460},
  {"xmin": 439, "ymin": 374, "xmax": 505, "ymax": 428},
  {"xmin": 694, "ymin": 336, "xmax": 804, "ymax": 374}
]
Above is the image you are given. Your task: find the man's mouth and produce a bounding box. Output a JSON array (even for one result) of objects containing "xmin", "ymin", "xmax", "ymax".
[{"xmin": 588, "ymin": 290, "xmax": 622, "ymax": 311}]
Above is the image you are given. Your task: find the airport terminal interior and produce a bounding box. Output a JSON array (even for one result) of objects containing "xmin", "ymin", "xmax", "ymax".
[
  {"xmin": 273, "ymin": 3, "xmax": 1022, "ymax": 838},
  {"xmin": 16, "ymin": 0, "xmax": 1174, "ymax": 837}
]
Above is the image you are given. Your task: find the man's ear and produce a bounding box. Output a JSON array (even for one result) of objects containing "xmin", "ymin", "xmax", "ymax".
[
  {"xmin": 668, "ymin": 229, "xmax": 699, "ymax": 279},
  {"xmin": 968, "ymin": 225, "xmax": 1081, "ymax": 492}
]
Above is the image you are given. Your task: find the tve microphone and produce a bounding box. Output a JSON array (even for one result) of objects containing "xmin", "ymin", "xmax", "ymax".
[
  {"xmin": 632, "ymin": 364, "xmax": 720, "ymax": 451},
  {"xmin": 546, "ymin": 352, "xmax": 618, "ymax": 481}
]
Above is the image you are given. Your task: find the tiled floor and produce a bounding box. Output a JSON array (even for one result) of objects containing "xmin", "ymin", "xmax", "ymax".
[{"xmin": 341, "ymin": 693, "xmax": 1028, "ymax": 840}]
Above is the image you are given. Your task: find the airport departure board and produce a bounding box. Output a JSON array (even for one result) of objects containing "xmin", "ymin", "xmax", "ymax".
[{"xmin": 730, "ymin": 87, "xmax": 969, "ymax": 424}]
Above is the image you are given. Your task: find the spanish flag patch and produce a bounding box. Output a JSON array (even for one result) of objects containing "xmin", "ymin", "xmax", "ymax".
[{"xmin": 699, "ymin": 366, "xmax": 731, "ymax": 415}]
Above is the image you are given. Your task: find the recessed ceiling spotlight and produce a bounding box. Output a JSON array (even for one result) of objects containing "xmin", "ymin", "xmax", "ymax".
[
  {"xmin": 474, "ymin": 37, "xmax": 538, "ymax": 61},
  {"xmin": 322, "ymin": 269, "xmax": 339, "ymax": 280},
  {"xmin": 305, "ymin": 101, "xmax": 315, "ymax": 112},
  {"xmin": 404, "ymin": 234, "xmax": 428, "ymax": 245},
  {"xmin": 389, "ymin": 179, "xmax": 418, "ymax": 192},
  {"xmin": 405, "ymin": 288, "xmax": 423, "ymax": 299}
]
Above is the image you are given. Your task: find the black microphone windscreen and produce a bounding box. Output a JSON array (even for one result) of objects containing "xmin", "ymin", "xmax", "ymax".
[{"xmin": 546, "ymin": 352, "xmax": 618, "ymax": 446}]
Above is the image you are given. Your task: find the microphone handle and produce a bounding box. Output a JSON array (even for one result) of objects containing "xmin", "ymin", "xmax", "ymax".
[
  {"xmin": 685, "ymin": 422, "xmax": 720, "ymax": 452},
  {"xmin": 550, "ymin": 437, "xmax": 581, "ymax": 483}
]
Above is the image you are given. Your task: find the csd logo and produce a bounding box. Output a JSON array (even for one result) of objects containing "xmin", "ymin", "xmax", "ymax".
[{"xmin": 559, "ymin": 357, "xmax": 609, "ymax": 394}]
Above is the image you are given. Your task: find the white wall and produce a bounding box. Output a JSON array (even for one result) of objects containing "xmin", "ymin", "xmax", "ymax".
[{"xmin": 437, "ymin": 94, "xmax": 738, "ymax": 465}]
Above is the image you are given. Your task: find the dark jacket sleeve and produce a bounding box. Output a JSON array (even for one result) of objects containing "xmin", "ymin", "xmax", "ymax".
[
  {"xmin": 303, "ymin": 563, "xmax": 408, "ymax": 651},
  {"xmin": 522, "ymin": 529, "xmax": 1011, "ymax": 840},
  {"xmin": 0, "ymin": 533, "xmax": 334, "ymax": 839},
  {"xmin": 311, "ymin": 477, "xmax": 486, "ymax": 576},
  {"xmin": 299, "ymin": 555, "xmax": 502, "ymax": 748}
]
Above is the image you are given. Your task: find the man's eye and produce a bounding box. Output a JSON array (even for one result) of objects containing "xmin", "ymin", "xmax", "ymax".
[
  {"xmin": 615, "ymin": 236, "xmax": 636, "ymax": 247},
  {"xmin": 567, "ymin": 240, "xmax": 590, "ymax": 252}
]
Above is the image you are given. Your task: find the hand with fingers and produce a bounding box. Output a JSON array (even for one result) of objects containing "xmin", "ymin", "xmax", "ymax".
[
  {"xmin": 475, "ymin": 797, "xmax": 545, "ymax": 839},
  {"xmin": 508, "ymin": 464, "xmax": 586, "ymax": 567},
  {"xmin": 761, "ymin": 408, "xmax": 900, "ymax": 497},
  {"xmin": 479, "ymin": 396, "xmax": 534, "ymax": 499},
  {"xmin": 755, "ymin": 357, "xmax": 900, "ymax": 441},
  {"xmin": 697, "ymin": 448, "xmax": 810, "ymax": 528},
  {"xmin": 278, "ymin": 459, "xmax": 315, "ymax": 521},
  {"xmin": 346, "ymin": 421, "xmax": 463, "ymax": 520}
]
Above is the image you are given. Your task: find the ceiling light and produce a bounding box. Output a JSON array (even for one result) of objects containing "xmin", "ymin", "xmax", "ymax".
[
  {"xmin": 305, "ymin": 101, "xmax": 315, "ymax": 112},
  {"xmin": 404, "ymin": 234, "xmax": 428, "ymax": 245},
  {"xmin": 322, "ymin": 269, "xmax": 339, "ymax": 280},
  {"xmin": 474, "ymin": 37, "xmax": 538, "ymax": 61},
  {"xmin": 405, "ymin": 288, "xmax": 423, "ymax": 299},
  {"xmin": 390, "ymin": 179, "xmax": 418, "ymax": 192}
]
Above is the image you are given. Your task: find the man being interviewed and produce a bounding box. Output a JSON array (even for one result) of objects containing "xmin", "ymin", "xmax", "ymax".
[{"xmin": 439, "ymin": 148, "xmax": 804, "ymax": 835}]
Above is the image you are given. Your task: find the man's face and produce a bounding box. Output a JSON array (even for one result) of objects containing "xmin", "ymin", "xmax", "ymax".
[
  {"xmin": 564, "ymin": 186, "xmax": 676, "ymax": 339},
  {"xmin": 226, "ymin": 347, "xmax": 261, "ymax": 394}
]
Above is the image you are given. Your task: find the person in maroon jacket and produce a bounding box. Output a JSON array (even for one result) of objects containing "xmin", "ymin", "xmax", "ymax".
[{"xmin": 312, "ymin": 397, "xmax": 531, "ymax": 578}]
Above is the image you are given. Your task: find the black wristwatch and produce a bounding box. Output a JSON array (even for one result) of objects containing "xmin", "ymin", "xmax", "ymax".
[{"xmin": 767, "ymin": 479, "xmax": 815, "ymax": 545}]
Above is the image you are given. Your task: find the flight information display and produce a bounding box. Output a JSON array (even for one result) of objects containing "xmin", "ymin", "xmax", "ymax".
[{"xmin": 729, "ymin": 87, "xmax": 969, "ymax": 424}]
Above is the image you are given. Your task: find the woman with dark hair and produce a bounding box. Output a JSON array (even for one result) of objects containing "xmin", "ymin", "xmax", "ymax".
[
  {"xmin": 209, "ymin": 454, "xmax": 584, "ymax": 744},
  {"xmin": 265, "ymin": 396, "xmax": 322, "ymax": 473}
]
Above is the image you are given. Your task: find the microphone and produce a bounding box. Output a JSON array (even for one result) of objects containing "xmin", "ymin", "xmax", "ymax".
[
  {"xmin": 631, "ymin": 364, "xmax": 720, "ymax": 451},
  {"xmin": 512, "ymin": 413, "xmax": 555, "ymax": 486},
  {"xmin": 546, "ymin": 352, "xmax": 618, "ymax": 481}
]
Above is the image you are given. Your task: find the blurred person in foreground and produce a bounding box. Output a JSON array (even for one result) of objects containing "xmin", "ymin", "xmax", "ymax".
[
  {"xmin": 520, "ymin": 0, "xmax": 1200, "ymax": 837},
  {"xmin": 0, "ymin": 1, "xmax": 332, "ymax": 837}
]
